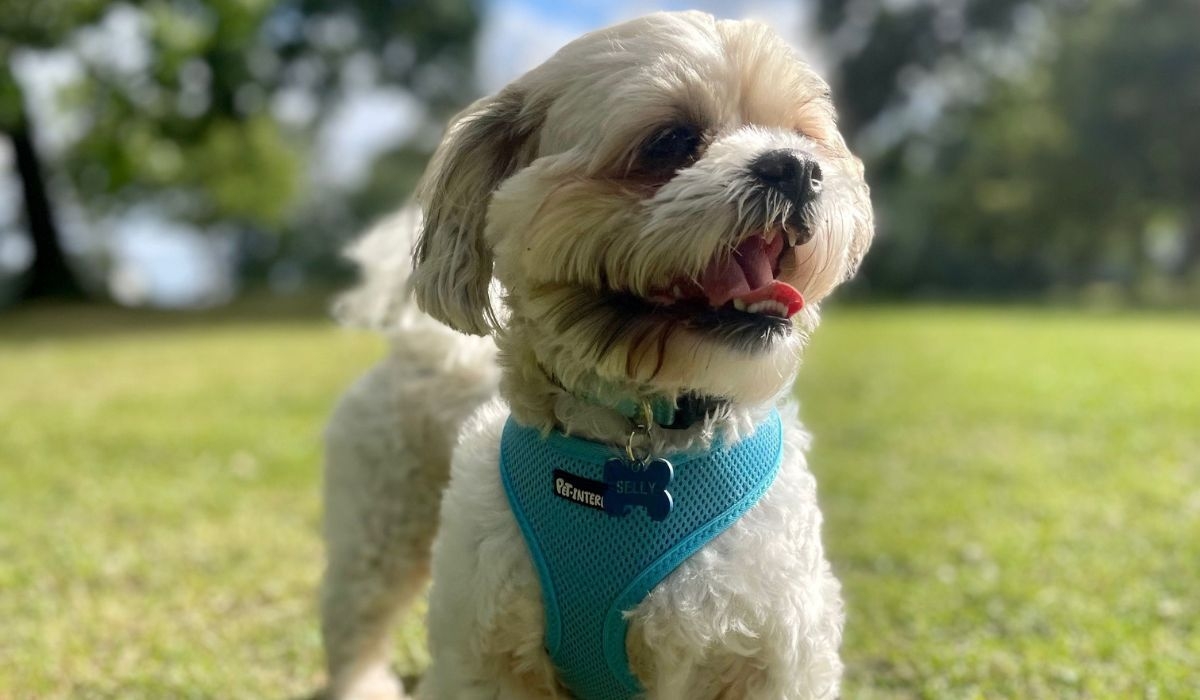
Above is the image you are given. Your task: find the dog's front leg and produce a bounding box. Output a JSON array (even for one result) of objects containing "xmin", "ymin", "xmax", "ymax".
[
  {"xmin": 420, "ymin": 408, "xmax": 568, "ymax": 699},
  {"xmin": 628, "ymin": 442, "xmax": 846, "ymax": 700}
]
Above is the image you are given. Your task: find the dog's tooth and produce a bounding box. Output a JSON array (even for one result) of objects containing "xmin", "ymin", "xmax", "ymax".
[
  {"xmin": 785, "ymin": 227, "xmax": 798, "ymax": 247},
  {"xmin": 733, "ymin": 298, "xmax": 747, "ymax": 311},
  {"xmin": 672, "ymin": 285, "xmax": 683, "ymax": 299},
  {"xmin": 746, "ymin": 300, "xmax": 786, "ymax": 317}
]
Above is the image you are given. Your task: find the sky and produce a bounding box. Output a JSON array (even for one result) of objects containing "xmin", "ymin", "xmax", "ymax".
[{"xmin": 477, "ymin": 0, "xmax": 823, "ymax": 92}]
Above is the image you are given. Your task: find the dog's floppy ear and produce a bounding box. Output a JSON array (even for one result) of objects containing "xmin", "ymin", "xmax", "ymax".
[{"xmin": 411, "ymin": 88, "xmax": 541, "ymax": 335}]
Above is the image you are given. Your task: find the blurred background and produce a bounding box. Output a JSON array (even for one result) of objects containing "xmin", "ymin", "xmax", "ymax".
[
  {"xmin": 3, "ymin": 0, "xmax": 1198, "ymax": 308},
  {"xmin": 2, "ymin": 1, "xmax": 1197, "ymax": 699}
]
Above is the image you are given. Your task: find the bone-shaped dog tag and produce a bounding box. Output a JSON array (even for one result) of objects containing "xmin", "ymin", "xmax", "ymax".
[{"xmin": 602, "ymin": 457, "xmax": 674, "ymax": 521}]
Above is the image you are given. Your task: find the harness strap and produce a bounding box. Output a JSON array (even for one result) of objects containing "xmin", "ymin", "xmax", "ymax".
[{"xmin": 499, "ymin": 412, "xmax": 783, "ymax": 699}]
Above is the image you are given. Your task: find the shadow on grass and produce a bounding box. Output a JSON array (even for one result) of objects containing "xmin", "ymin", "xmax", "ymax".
[{"xmin": 0, "ymin": 293, "xmax": 341, "ymax": 344}]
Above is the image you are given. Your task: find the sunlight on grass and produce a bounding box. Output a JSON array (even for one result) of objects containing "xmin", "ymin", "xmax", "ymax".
[{"xmin": 1, "ymin": 304, "xmax": 1196, "ymax": 698}]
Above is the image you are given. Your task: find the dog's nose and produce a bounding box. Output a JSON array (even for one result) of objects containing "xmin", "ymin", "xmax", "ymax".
[{"xmin": 749, "ymin": 149, "xmax": 822, "ymax": 205}]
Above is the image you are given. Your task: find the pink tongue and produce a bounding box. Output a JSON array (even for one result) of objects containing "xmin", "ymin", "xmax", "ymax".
[
  {"xmin": 698, "ymin": 235, "xmax": 803, "ymax": 318},
  {"xmin": 735, "ymin": 236, "xmax": 776, "ymax": 289},
  {"xmin": 699, "ymin": 256, "xmax": 752, "ymax": 304}
]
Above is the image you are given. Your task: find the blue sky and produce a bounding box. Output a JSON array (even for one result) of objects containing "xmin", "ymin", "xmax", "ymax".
[
  {"xmin": 519, "ymin": 0, "xmax": 624, "ymax": 27},
  {"xmin": 477, "ymin": 0, "xmax": 821, "ymax": 91}
]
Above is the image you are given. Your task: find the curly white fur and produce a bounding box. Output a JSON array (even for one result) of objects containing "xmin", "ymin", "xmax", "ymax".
[{"xmin": 321, "ymin": 11, "xmax": 872, "ymax": 700}]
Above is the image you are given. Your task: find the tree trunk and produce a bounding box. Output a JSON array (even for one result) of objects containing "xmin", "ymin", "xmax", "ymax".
[{"xmin": 7, "ymin": 109, "xmax": 85, "ymax": 300}]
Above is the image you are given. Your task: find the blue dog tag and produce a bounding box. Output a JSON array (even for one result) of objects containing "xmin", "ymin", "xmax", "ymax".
[{"xmin": 602, "ymin": 457, "xmax": 674, "ymax": 521}]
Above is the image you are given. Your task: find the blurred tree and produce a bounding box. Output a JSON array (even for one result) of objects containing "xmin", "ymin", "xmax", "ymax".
[
  {"xmin": 823, "ymin": 0, "xmax": 1200, "ymax": 300},
  {"xmin": 64, "ymin": 1, "xmax": 302, "ymax": 230},
  {"xmin": 815, "ymin": 0, "xmax": 1043, "ymax": 138},
  {"xmin": 280, "ymin": 0, "xmax": 479, "ymax": 117},
  {"xmin": 1, "ymin": 0, "xmax": 479, "ymax": 304},
  {"xmin": 1052, "ymin": 0, "xmax": 1200, "ymax": 291},
  {"xmin": 811, "ymin": 0, "xmax": 1072, "ymax": 297},
  {"xmin": 65, "ymin": 0, "xmax": 480, "ymax": 288},
  {"xmin": 0, "ymin": 0, "xmax": 109, "ymax": 299}
]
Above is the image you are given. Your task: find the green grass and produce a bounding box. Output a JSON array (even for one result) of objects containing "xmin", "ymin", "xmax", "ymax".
[
  {"xmin": 798, "ymin": 307, "xmax": 1200, "ymax": 699},
  {"xmin": 1, "ymin": 303, "xmax": 1197, "ymax": 699}
]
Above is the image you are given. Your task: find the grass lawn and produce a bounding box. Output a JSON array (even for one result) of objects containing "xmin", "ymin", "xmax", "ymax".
[{"xmin": 1, "ymin": 302, "xmax": 1197, "ymax": 699}]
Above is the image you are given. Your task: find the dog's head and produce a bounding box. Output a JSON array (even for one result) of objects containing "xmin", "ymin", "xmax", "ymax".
[{"xmin": 412, "ymin": 11, "xmax": 872, "ymax": 407}]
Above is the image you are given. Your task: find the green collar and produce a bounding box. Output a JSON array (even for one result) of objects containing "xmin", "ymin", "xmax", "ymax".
[{"xmin": 537, "ymin": 365, "xmax": 726, "ymax": 430}]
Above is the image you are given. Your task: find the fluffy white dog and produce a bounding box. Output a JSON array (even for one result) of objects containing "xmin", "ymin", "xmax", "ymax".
[{"xmin": 322, "ymin": 11, "xmax": 872, "ymax": 700}]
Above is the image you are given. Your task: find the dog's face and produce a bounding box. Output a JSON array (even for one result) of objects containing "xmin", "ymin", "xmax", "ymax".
[{"xmin": 413, "ymin": 12, "xmax": 872, "ymax": 406}]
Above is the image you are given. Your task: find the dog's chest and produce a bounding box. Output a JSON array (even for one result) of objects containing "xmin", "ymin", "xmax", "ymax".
[{"xmin": 497, "ymin": 413, "xmax": 783, "ymax": 699}]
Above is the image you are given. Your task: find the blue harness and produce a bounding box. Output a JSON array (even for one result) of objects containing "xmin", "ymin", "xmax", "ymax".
[{"xmin": 499, "ymin": 411, "xmax": 782, "ymax": 699}]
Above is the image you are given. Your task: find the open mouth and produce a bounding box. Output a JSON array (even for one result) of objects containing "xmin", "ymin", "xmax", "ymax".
[
  {"xmin": 578, "ymin": 224, "xmax": 807, "ymax": 354},
  {"xmin": 646, "ymin": 224, "xmax": 805, "ymax": 320},
  {"xmin": 558, "ymin": 224, "xmax": 810, "ymax": 359}
]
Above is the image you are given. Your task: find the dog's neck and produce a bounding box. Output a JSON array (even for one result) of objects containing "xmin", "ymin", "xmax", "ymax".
[
  {"xmin": 537, "ymin": 365, "xmax": 726, "ymax": 430},
  {"xmin": 496, "ymin": 321, "xmax": 775, "ymax": 453}
]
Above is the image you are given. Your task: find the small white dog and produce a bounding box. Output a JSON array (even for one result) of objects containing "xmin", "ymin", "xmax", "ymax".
[{"xmin": 321, "ymin": 11, "xmax": 872, "ymax": 700}]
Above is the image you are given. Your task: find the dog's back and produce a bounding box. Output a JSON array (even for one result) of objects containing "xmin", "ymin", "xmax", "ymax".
[{"xmin": 321, "ymin": 209, "xmax": 499, "ymax": 699}]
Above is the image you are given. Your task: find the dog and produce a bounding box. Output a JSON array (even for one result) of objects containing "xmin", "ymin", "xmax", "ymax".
[{"xmin": 321, "ymin": 11, "xmax": 873, "ymax": 699}]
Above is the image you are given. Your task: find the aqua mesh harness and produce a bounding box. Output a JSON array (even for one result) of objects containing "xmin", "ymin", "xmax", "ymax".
[{"xmin": 499, "ymin": 411, "xmax": 783, "ymax": 699}]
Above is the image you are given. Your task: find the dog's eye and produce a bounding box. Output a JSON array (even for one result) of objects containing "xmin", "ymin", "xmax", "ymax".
[{"xmin": 639, "ymin": 124, "xmax": 702, "ymax": 173}]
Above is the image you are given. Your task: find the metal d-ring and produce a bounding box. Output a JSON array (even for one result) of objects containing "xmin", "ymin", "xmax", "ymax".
[{"xmin": 625, "ymin": 400, "xmax": 655, "ymax": 464}]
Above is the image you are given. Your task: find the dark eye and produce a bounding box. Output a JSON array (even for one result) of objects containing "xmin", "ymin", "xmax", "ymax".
[{"xmin": 639, "ymin": 124, "xmax": 702, "ymax": 173}]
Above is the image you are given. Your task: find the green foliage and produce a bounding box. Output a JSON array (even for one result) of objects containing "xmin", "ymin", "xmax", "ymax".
[
  {"xmin": 0, "ymin": 0, "xmax": 109, "ymax": 127},
  {"xmin": 3, "ymin": 0, "xmax": 479, "ymax": 291},
  {"xmin": 59, "ymin": 0, "xmax": 301, "ymax": 227},
  {"xmin": 1, "ymin": 304, "xmax": 1196, "ymax": 697},
  {"xmin": 843, "ymin": 0, "xmax": 1200, "ymax": 299},
  {"xmin": 0, "ymin": 0, "xmax": 109, "ymax": 46},
  {"xmin": 817, "ymin": 0, "xmax": 1036, "ymax": 133},
  {"xmin": 190, "ymin": 116, "xmax": 302, "ymax": 225},
  {"xmin": 348, "ymin": 145, "xmax": 432, "ymax": 227},
  {"xmin": 281, "ymin": 0, "xmax": 480, "ymax": 117}
]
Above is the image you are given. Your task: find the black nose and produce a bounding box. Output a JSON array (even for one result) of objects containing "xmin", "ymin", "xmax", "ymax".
[{"xmin": 748, "ymin": 149, "xmax": 823, "ymax": 206}]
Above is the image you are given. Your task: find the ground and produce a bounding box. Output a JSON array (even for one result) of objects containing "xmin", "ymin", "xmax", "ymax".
[{"xmin": 1, "ymin": 302, "xmax": 1197, "ymax": 699}]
